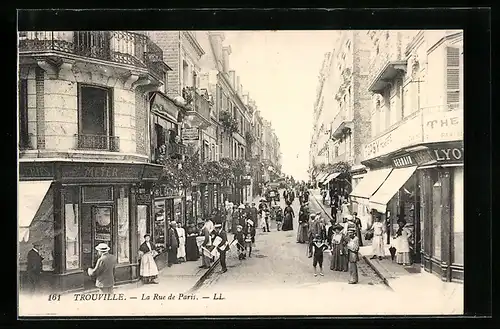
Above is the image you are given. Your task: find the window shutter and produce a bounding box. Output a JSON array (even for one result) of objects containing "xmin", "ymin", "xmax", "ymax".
[{"xmin": 446, "ymin": 47, "xmax": 460, "ymax": 109}]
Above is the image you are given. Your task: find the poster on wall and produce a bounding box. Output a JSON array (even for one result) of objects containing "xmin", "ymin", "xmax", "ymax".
[
  {"xmin": 94, "ymin": 207, "xmax": 112, "ymax": 241},
  {"xmin": 213, "ymin": 185, "xmax": 218, "ymax": 210}
]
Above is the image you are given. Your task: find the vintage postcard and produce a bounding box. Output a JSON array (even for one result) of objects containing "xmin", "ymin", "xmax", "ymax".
[{"xmin": 17, "ymin": 20, "xmax": 465, "ymax": 317}]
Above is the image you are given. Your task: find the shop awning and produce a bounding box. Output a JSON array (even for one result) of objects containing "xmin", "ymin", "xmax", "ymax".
[
  {"xmin": 18, "ymin": 181, "xmax": 53, "ymax": 242},
  {"xmin": 369, "ymin": 166, "xmax": 417, "ymax": 213},
  {"xmin": 349, "ymin": 168, "xmax": 392, "ymax": 199},
  {"xmin": 323, "ymin": 172, "xmax": 341, "ymax": 184},
  {"xmin": 316, "ymin": 172, "xmax": 327, "ymax": 182}
]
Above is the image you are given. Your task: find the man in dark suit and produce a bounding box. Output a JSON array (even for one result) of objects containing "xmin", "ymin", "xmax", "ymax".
[
  {"xmin": 214, "ymin": 224, "xmax": 229, "ymax": 273},
  {"xmin": 88, "ymin": 243, "xmax": 117, "ymax": 294},
  {"xmin": 166, "ymin": 221, "xmax": 180, "ymax": 267},
  {"xmin": 26, "ymin": 242, "xmax": 43, "ymax": 293}
]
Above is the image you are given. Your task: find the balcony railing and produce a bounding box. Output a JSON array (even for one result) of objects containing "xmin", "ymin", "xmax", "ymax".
[
  {"xmin": 75, "ymin": 134, "xmax": 120, "ymax": 152},
  {"xmin": 153, "ymin": 142, "xmax": 186, "ymax": 163},
  {"xmin": 19, "ymin": 31, "xmax": 164, "ymax": 79},
  {"xmin": 182, "ymin": 87, "xmax": 211, "ymax": 123},
  {"xmin": 330, "ymin": 108, "xmax": 352, "ymax": 139}
]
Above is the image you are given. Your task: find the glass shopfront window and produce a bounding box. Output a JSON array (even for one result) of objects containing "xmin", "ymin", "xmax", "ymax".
[
  {"xmin": 431, "ymin": 171, "xmax": 442, "ymax": 259},
  {"xmin": 64, "ymin": 187, "xmax": 80, "ymax": 270},
  {"xmin": 173, "ymin": 198, "xmax": 183, "ymax": 224},
  {"xmin": 117, "ymin": 187, "xmax": 130, "ymax": 263},
  {"xmin": 137, "ymin": 205, "xmax": 148, "ymax": 244},
  {"xmin": 453, "ymin": 167, "xmax": 464, "ymax": 265},
  {"xmin": 154, "ymin": 200, "xmax": 166, "ymax": 253}
]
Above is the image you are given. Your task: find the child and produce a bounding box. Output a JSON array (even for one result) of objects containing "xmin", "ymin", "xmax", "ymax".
[
  {"xmin": 275, "ymin": 205, "xmax": 283, "ymax": 231},
  {"xmin": 244, "ymin": 220, "xmax": 254, "ymax": 257},
  {"xmin": 312, "ymin": 234, "xmax": 329, "ymax": 277},
  {"xmin": 233, "ymin": 225, "xmax": 246, "ymax": 260}
]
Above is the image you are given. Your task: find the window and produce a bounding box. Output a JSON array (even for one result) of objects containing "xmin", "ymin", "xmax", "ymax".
[
  {"xmin": 117, "ymin": 187, "xmax": 130, "ymax": 263},
  {"xmin": 431, "ymin": 171, "xmax": 442, "ymax": 259},
  {"xmin": 78, "ymin": 85, "xmax": 114, "ymax": 150},
  {"xmin": 182, "ymin": 60, "xmax": 189, "ymax": 89},
  {"xmin": 18, "ymin": 79, "xmax": 29, "ymax": 149},
  {"xmin": 64, "ymin": 187, "xmax": 80, "ymax": 270},
  {"xmin": 452, "ymin": 168, "xmax": 463, "ymax": 265},
  {"xmin": 446, "ymin": 47, "xmax": 460, "ymax": 109}
]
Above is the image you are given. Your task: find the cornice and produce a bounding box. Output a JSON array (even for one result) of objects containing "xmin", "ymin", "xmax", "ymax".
[
  {"xmin": 427, "ymin": 31, "xmax": 463, "ymax": 54},
  {"xmin": 182, "ymin": 31, "xmax": 205, "ymax": 58}
]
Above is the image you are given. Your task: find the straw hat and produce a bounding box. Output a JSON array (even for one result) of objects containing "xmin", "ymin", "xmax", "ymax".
[
  {"xmin": 238, "ymin": 204, "xmax": 245, "ymax": 209},
  {"xmin": 95, "ymin": 243, "xmax": 110, "ymax": 252},
  {"xmin": 214, "ymin": 223, "xmax": 222, "ymax": 229}
]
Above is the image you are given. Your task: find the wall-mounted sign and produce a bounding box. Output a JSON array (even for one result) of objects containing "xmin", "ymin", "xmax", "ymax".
[
  {"xmin": 392, "ymin": 154, "xmax": 415, "ymax": 168},
  {"xmin": 182, "ymin": 128, "xmax": 200, "ymax": 140},
  {"xmin": 423, "ymin": 110, "xmax": 463, "ymax": 143},
  {"xmin": 60, "ymin": 164, "xmax": 143, "ymax": 181},
  {"xmin": 431, "ymin": 146, "xmax": 464, "ymax": 163},
  {"xmin": 153, "ymin": 185, "xmax": 182, "ymax": 198},
  {"xmin": 19, "ymin": 163, "xmax": 55, "ymax": 180},
  {"xmin": 142, "ymin": 165, "xmax": 163, "ymax": 180}
]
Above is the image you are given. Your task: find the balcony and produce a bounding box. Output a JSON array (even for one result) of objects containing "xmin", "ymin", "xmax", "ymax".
[
  {"xmin": 330, "ymin": 108, "xmax": 353, "ymax": 140},
  {"xmin": 368, "ymin": 60, "xmax": 407, "ymax": 94},
  {"xmin": 153, "ymin": 142, "xmax": 186, "ymax": 163},
  {"xmin": 363, "ymin": 103, "xmax": 463, "ymax": 161},
  {"xmin": 75, "ymin": 134, "xmax": 120, "ymax": 152},
  {"xmin": 182, "ymin": 87, "xmax": 211, "ymax": 129},
  {"xmin": 18, "ymin": 31, "xmax": 165, "ymax": 81}
]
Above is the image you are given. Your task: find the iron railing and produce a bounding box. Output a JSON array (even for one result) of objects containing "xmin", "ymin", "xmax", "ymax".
[
  {"xmin": 153, "ymin": 143, "xmax": 186, "ymax": 163},
  {"xmin": 182, "ymin": 87, "xmax": 211, "ymax": 123},
  {"xmin": 75, "ymin": 134, "xmax": 120, "ymax": 152},
  {"xmin": 19, "ymin": 31, "xmax": 164, "ymax": 80}
]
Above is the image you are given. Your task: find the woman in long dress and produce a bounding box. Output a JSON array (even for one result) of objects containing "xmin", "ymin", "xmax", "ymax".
[
  {"xmin": 139, "ymin": 234, "xmax": 159, "ymax": 284},
  {"xmin": 370, "ymin": 216, "xmax": 386, "ymax": 260},
  {"xmin": 296, "ymin": 205, "xmax": 309, "ymax": 243},
  {"xmin": 176, "ymin": 222, "xmax": 186, "ymax": 262},
  {"xmin": 282, "ymin": 202, "xmax": 294, "ymax": 231},
  {"xmin": 185, "ymin": 221, "xmax": 199, "ymax": 261},
  {"xmin": 330, "ymin": 224, "xmax": 348, "ymax": 271},
  {"xmin": 394, "ymin": 220, "xmax": 412, "ymax": 265},
  {"xmin": 341, "ymin": 200, "xmax": 351, "ymax": 219}
]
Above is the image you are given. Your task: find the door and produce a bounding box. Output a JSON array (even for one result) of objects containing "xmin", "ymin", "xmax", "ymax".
[{"xmin": 82, "ymin": 204, "xmax": 113, "ymax": 289}]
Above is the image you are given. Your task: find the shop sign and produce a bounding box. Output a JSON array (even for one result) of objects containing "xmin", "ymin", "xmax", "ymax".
[
  {"xmin": 136, "ymin": 192, "xmax": 152, "ymax": 204},
  {"xmin": 182, "ymin": 128, "xmax": 199, "ymax": 141},
  {"xmin": 363, "ymin": 115, "xmax": 422, "ymax": 160},
  {"xmin": 423, "ymin": 110, "xmax": 463, "ymax": 143},
  {"xmin": 60, "ymin": 164, "xmax": 143, "ymax": 181},
  {"xmin": 19, "ymin": 163, "xmax": 55, "ymax": 179},
  {"xmin": 431, "ymin": 146, "xmax": 464, "ymax": 163},
  {"xmin": 392, "ymin": 154, "xmax": 415, "ymax": 168},
  {"xmin": 413, "ymin": 149, "xmax": 434, "ymax": 165},
  {"xmin": 142, "ymin": 165, "xmax": 163, "ymax": 180},
  {"xmin": 153, "ymin": 185, "xmax": 182, "ymax": 198}
]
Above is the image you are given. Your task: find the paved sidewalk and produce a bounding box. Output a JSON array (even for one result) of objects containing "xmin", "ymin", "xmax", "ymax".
[{"xmin": 311, "ymin": 189, "xmax": 464, "ymax": 314}]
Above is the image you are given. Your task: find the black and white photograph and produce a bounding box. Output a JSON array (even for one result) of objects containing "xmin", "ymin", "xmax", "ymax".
[{"xmin": 15, "ymin": 9, "xmax": 487, "ymax": 318}]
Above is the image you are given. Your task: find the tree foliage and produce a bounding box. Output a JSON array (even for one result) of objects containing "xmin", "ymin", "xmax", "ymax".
[{"xmin": 219, "ymin": 110, "xmax": 239, "ymax": 134}]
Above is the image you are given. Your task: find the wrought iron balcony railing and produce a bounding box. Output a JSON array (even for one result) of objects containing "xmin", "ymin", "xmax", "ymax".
[
  {"xmin": 19, "ymin": 31, "xmax": 164, "ymax": 81},
  {"xmin": 182, "ymin": 87, "xmax": 211, "ymax": 123},
  {"xmin": 153, "ymin": 142, "xmax": 186, "ymax": 163},
  {"xmin": 75, "ymin": 134, "xmax": 120, "ymax": 152}
]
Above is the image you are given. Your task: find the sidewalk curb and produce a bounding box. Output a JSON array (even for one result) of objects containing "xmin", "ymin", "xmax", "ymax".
[
  {"xmin": 187, "ymin": 258, "xmax": 221, "ymax": 293},
  {"xmin": 362, "ymin": 255, "xmax": 393, "ymax": 291},
  {"xmin": 310, "ymin": 191, "xmax": 333, "ymax": 221}
]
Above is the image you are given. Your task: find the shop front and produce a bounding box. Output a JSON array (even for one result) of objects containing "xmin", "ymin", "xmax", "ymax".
[
  {"xmin": 190, "ymin": 182, "xmax": 222, "ymax": 229},
  {"xmin": 18, "ymin": 161, "xmax": 163, "ymax": 293}
]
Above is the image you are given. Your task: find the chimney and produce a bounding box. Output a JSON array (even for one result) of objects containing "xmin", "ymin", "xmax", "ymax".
[
  {"xmin": 209, "ymin": 32, "xmax": 225, "ymax": 68},
  {"xmin": 222, "ymin": 46, "xmax": 232, "ymax": 73},
  {"xmin": 243, "ymin": 93, "xmax": 249, "ymax": 105},
  {"xmin": 239, "ymin": 84, "xmax": 243, "ymax": 97},
  {"xmin": 236, "ymin": 76, "xmax": 241, "ymax": 94},
  {"xmin": 229, "ymin": 71, "xmax": 236, "ymax": 88}
]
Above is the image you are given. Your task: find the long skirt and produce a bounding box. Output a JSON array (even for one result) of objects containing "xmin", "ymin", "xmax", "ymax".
[
  {"xmin": 372, "ymin": 234, "xmax": 385, "ymax": 256},
  {"xmin": 140, "ymin": 252, "xmax": 159, "ymax": 278},
  {"xmin": 330, "ymin": 245, "xmax": 348, "ymax": 271},
  {"xmin": 296, "ymin": 223, "xmax": 308, "ymax": 243},
  {"xmin": 177, "ymin": 241, "xmax": 186, "ymax": 259},
  {"xmin": 396, "ymin": 252, "xmax": 411, "ymax": 264},
  {"xmin": 185, "ymin": 236, "xmax": 199, "ymax": 261},
  {"xmin": 282, "ymin": 214, "xmax": 293, "ymax": 231},
  {"xmin": 348, "ymin": 261, "xmax": 358, "ymax": 283}
]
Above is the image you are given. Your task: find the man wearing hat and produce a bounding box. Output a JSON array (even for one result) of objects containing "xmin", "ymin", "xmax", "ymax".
[
  {"xmin": 166, "ymin": 221, "xmax": 180, "ymax": 267},
  {"xmin": 26, "ymin": 242, "xmax": 44, "ymax": 293},
  {"xmin": 307, "ymin": 212, "xmax": 324, "ymax": 258},
  {"xmin": 214, "ymin": 224, "xmax": 229, "ymax": 273},
  {"xmin": 346, "ymin": 228, "xmax": 360, "ymax": 284},
  {"xmin": 87, "ymin": 243, "xmax": 117, "ymax": 293}
]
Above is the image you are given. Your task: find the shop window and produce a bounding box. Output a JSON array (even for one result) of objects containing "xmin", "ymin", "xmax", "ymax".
[
  {"xmin": 173, "ymin": 198, "xmax": 183, "ymax": 224},
  {"xmin": 78, "ymin": 85, "xmax": 114, "ymax": 150},
  {"xmin": 431, "ymin": 172, "xmax": 442, "ymax": 259},
  {"xmin": 82, "ymin": 186, "xmax": 113, "ymax": 203},
  {"xmin": 153, "ymin": 200, "xmax": 166, "ymax": 253},
  {"xmin": 452, "ymin": 168, "xmax": 464, "ymax": 265},
  {"xmin": 117, "ymin": 187, "xmax": 130, "ymax": 263},
  {"xmin": 137, "ymin": 205, "xmax": 148, "ymax": 245},
  {"xmin": 64, "ymin": 187, "xmax": 80, "ymax": 270}
]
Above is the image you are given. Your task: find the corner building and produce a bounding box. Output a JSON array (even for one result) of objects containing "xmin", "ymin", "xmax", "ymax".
[
  {"xmin": 18, "ymin": 31, "xmax": 168, "ymax": 292},
  {"xmin": 350, "ymin": 30, "xmax": 463, "ymax": 282}
]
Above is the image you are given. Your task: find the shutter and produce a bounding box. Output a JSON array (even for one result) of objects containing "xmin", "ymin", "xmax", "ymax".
[{"xmin": 446, "ymin": 47, "xmax": 460, "ymax": 109}]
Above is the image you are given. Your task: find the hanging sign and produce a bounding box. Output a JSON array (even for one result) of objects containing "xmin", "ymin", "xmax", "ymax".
[{"xmin": 182, "ymin": 128, "xmax": 199, "ymax": 140}]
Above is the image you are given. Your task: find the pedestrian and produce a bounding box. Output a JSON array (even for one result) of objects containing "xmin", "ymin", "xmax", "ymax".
[
  {"xmin": 394, "ymin": 219, "xmax": 412, "ymax": 266},
  {"xmin": 312, "ymin": 234, "xmax": 329, "ymax": 277},
  {"xmin": 307, "ymin": 213, "xmax": 321, "ymax": 258},
  {"xmin": 87, "ymin": 243, "xmax": 117, "ymax": 293},
  {"xmin": 231, "ymin": 205, "xmax": 239, "ymax": 234},
  {"xmin": 330, "ymin": 224, "xmax": 348, "ymax": 272},
  {"xmin": 275, "ymin": 204, "xmax": 283, "ymax": 231},
  {"xmin": 249, "ymin": 202, "xmax": 258, "ymax": 228},
  {"xmin": 264, "ymin": 208, "xmax": 271, "ymax": 232},
  {"xmin": 176, "ymin": 222, "xmax": 186, "ymax": 262},
  {"xmin": 185, "ymin": 220, "xmax": 200, "ymax": 261},
  {"xmin": 346, "ymin": 229, "xmax": 360, "ymax": 284},
  {"xmin": 321, "ymin": 187, "xmax": 327, "ymax": 204},
  {"xmin": 297, "ymin": 203, "xmax": 309, "ymax": 243},
  {"xmin": 329, "ymin": 188, "xmax": 334, "ymax": 206},
  {"xmin": 244, "ymin": 219, "xmax": 254, "ymax": 257},
  {"xmin": 369, "ymin": 215, "xmax": 386, "ymax": 260},
  {"xmin": 282, "ymin": 201, "xmax": 294, "ymax": 231},
  {"xmin": 225, "ymin": 202, "xmax": 234, "ymax": 232},
  {"xmin": 138, "ymin": 234, "xmax": 159, "ymax": 284},
  {"xmin": 166, "ymin": 221, "xmax": 179, "ymax": 267},
  {"xmin": 200, "ymin": 218, "xmax": 213, "ymax": 269},
  {"xmin": 26, "ymin": 242, "xmax": 43, "ymax": 294},
  {"xmin": 353, "ymin": 212, "xmax": 364, "ymax": 247},
  {"xmin": 233, "ymin": 225, "xmax": 246, "ymax": 260},
  {"xmin": 341, "ymin": 199, "xmax": 351, "ymax": 219},
  {"xmin": 214, "ymin": 224, "xmax": 229, "ymax": 273}
]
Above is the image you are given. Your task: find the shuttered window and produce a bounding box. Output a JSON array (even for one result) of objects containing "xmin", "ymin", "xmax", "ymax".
[{"xmin": 446, "ymin": 47, "xmax": 460, "ymax": 109}]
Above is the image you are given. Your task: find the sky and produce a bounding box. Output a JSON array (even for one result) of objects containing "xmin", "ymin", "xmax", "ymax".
[{"xmin": 224, "ymin": 31, "xmax": 337, "ymax": 181}]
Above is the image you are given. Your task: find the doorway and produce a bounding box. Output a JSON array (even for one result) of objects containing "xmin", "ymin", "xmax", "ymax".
[{"xmin": 81, "ymin": 204, "xmax": 114, "ymax": 289}]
